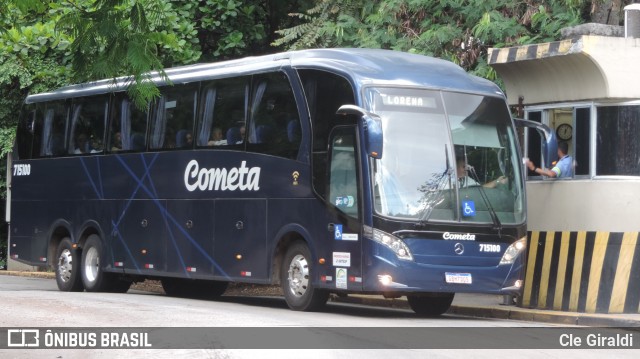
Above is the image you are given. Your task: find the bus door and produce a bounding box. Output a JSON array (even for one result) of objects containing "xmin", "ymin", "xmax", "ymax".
[
  {"xmin": 165, "ymin": 199, "xmax": 215, "ymax": 276},
  {"xmin": 324, "ymin": 126, "xmax": 363, "ymax": 290},
  {"xmin": 213, "ymin": 199, "xmax": 267, "ymax": 281}
]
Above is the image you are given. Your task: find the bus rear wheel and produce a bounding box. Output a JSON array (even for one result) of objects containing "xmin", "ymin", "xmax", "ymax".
[
  {"xmin": 407, "ymin": 293, "xmax": 455, "ymax": 316},
  {"xmin": 55, "ymin": 238, "xmax": 84, "ymax": 292},
  {"xmin": 81, "ymin": 235, "xmax": 131, "ymax": 293},
  {"xmin": 281, "ymin": 242, "xmax": 328, "ymax": 311}
]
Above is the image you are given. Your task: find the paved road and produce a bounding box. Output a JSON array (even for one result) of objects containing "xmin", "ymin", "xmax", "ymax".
[
  {"xmin": 0, "ymin": 275, "xmax": 528, "ymax": 327},
  {"xmin": 0, "ymin": 275, "xmax": 637, "ymax": 358}
]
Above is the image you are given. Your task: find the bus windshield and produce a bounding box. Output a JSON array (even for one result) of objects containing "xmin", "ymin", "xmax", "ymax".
[{"xmin": 367, "ymin": 87, "xmax": 524, "ymax": 225}]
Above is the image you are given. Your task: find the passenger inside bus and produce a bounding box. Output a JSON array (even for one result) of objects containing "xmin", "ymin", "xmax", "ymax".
[
  {"xmin": 163, "ymin": 128, "xmax": 176, "ymax": 149},
  {"xmin": 111, "ymin": 132, "xmax": 122, "ymax": 151},
  {"xmin": 74, "ymin": 134, "xmax": 89, "ymax": 154},
  {"xmin": 176, "ymin": 129, "xmax": 193, "ymax": 148},
  {"xmin": 208, "ymin": 127, "xmax": 227, "ymax": 146},
  {"xmin": 90, "ymin": 136, "xmax": 103, "ymax": 153},
  {"xmin": 226, "ymin": 121, "xmax": 245, "ymax": 144}
]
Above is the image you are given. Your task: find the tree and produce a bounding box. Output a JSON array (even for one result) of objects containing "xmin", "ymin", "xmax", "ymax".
[
  {"xmin": 274, "ymin": 0, "xmax": 589, "ymax": 79},
  {"xmin": 591, "ymin": 0, "xmax": 625, "ymax": 25}
]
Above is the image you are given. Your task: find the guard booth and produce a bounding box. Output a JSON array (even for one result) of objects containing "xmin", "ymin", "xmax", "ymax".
[{"xmin": 488, "ymin": 5, "xmax": 640, "ymax": 314}]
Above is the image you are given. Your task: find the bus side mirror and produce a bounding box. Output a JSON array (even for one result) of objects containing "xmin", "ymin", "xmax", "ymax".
[
  {"xmin": 514, "ymin": 118, "xmax": 558, "ymax": 169},
  {"xmin": 336, "ymin": 105, "xmax": 383, "ymax": 159}
]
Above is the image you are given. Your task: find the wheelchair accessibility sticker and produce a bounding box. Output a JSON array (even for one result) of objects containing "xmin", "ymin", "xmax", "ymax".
[
  {"xmin": 334, "ymin": 224, "xmax": 358, "ymax": 241},
  {"xmin": 462, "ymin": 200, "xmax": 476, "ymax": 217},
  {"xmin": 334, "ymin": 224, "xmax": 343, "ymax": 240}
]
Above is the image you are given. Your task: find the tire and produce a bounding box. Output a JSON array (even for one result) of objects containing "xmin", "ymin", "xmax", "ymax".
[
  {"xmin": 161, "ymin": 278, "xmax": 228, "ymax": 299},
  {"xmin": 407, "ymin": 293, "xmax": 455, "ymax": 317},
  {"xmin": 81, "ymin": 234, "xmax": 131, "ymax": 293},
  {"xmin": 281, "ymin": 241, "xmax": 328, "ymax": 311},
  {"xmin": 54, "ymin": 238, "xmax": 84, "ymax": 292}
]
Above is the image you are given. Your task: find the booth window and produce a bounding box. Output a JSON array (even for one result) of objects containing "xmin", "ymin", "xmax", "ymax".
[{"xmin": 596, "ymin": 105, "xmax": 640, "ymax": 176}]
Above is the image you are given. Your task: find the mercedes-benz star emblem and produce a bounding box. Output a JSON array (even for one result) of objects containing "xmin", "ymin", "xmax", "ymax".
[{"xmin": 454, "ymin": 243, "xmax": 464, "ymax": 255}]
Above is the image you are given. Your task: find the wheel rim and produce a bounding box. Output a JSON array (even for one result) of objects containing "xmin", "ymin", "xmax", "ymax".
[
  {"xmin": 57, "ymin": 249, "xmax": 73, "ymax": 283},
  {"xmin": 287, "ymin": 254, "xmax": 310, "ymax": 297},
  {"xmin": 83, "ymin": 246, "xmax": 100, "ymax": 284}
]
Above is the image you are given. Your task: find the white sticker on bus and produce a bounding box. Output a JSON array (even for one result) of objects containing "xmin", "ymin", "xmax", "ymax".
[
  {"xmin": 13, "ymin": 164, "xmax": 31, "ymax": 176},
  {"xmin": 336, "ymin": 268, "xmax": 347, "ymax": 289},
  {"xmin": 184, "ymin": 160, "xmax": 261, "ymax": 192},
  {"xmin": 332, "ymin": 252, "xmax": 351, "ymax": 267}
]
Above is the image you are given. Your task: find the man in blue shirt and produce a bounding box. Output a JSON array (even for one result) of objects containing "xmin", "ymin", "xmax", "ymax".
[{"xmin": 526, "ymin": 141, "xmax": 573, "ymax": 178}]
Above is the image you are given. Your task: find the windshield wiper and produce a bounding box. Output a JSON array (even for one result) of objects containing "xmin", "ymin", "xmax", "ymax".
[{"xmin": 467, "ymin": 166, "xmax": 503, "ymax": 235}]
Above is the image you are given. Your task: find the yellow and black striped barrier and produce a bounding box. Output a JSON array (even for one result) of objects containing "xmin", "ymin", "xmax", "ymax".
[
  {"xmin": 487, "ymin": 38, "xmax": 577, "ymax": 65},
  {"xmin": 522, "ymin": 231, "xmax": 640, "ymax": 314}
]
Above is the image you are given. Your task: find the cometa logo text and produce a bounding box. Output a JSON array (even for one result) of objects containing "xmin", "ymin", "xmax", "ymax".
[
  {"xmin": 442, "ymin": 232, "xmax": 476, "ymax": 241},
  {"xmin": 184, "ymin": 160, "xmax": 261, "ymax": 192}
]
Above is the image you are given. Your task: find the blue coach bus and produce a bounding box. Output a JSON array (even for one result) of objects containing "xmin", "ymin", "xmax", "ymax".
[{"xmin": 7, "ymin": 48, "xmax": 553, "ymax": 315}]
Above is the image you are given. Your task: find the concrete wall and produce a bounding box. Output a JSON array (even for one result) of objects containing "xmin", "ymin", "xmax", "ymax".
[
  {"xmin": 527, "ymin": 180, "xmax": 640, "ymax": 232},
  {"xmin": 523, "ymin": 180, "xmax": 640, "ymax": 313}
]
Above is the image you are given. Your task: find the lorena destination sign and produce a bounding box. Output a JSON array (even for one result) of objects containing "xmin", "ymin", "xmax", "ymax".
[{"xmin": 184, "ymin": 160, "xmax": 261, "ymax": 192}]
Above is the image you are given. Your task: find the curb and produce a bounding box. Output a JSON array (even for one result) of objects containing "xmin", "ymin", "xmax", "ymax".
[{"xmin": 0, "ymin": 270, "xmax": 55, "ymax": 279}]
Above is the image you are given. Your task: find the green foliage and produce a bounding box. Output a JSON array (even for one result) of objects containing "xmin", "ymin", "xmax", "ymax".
[
  {"xmin": 273, "ymin": 0, "xmax": 362, "ymax": 49},
  {"xmin": 196, "ymin": 0, "xmax": 267, "ymax": 60},
  {"xmin": 52, "ymin": 0, "xmax": 177, "ymax": 108},
  {"xmin": 274, "ymin": 0, "xmax": 584, "ymax": 73},
  {"xmin": 0, "ymin": 2, "xmax": 72, "ymax": 129},
  {"xmin": 0, "ymin": 127, "xmax": 15, "ymax": 199}
]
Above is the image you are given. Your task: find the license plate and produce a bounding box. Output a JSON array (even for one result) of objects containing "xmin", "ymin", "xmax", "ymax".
[{"xmin": 445, "ymin": 272, "xmax": 472, "ymax": 284}]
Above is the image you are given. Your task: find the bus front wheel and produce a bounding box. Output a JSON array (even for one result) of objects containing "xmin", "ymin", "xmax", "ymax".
[
  {"xmin": 81, "ymin": 235, "xmax": 131, "ymax": 293},
  {"xmin": 54, "ymin": 238, "xmax": 84, "ymax": 292},
  {"xmin": 281, "ymin": 242, "xmax": 328, "ymax": 311},
  {"xmin": 407, "ymin": 293, "xmax": 455, "ymax": 316}
]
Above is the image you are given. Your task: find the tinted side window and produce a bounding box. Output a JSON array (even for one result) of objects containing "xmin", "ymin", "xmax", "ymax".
[
  {"xmin": 16, "ymin": 105, "xmax": 37, "ymax": 159},
  {"xmin": 596, "ymin": 105, "xmax": 640, "ymax": 175},
  {"xmin": 198, "ymin": 77, "xmax": 248, "ymax": 149},
  {"xmin": 39, "ymin": 101, "xmax": 68, "ymax": 157},
  {"xmin": 574, "ymin": 107, "xmax": 590, "ymax": 176},
  {"xmin": 297, "ymin": 69, "xmax": 356, "ymax": 199},
  {"xmin": 328, "ymin": 127, "xmax": 359, "ymax": 218},
  {"xmin": 108, "ymin": 94, "xmax": 149, "ymax": 152},
  {"xmin": 69, "ymin": 96, "xmax": 109, "ymax": 155},
  {"xmin": 150, "ymin": 84, "xmax": 198, "ymax": 150},
  {"xmin": 246, "ymin": 72, "xmax": 301, "ymax": 159}
]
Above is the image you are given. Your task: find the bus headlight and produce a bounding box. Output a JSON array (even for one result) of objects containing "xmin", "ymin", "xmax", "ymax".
[
  {"xmin": 499, "ymin": 237, "xmax": 527, "ymax": 265},
  {"xmin": 372, "ymin": 229, "xmax": 413, "ymax": 261}
]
